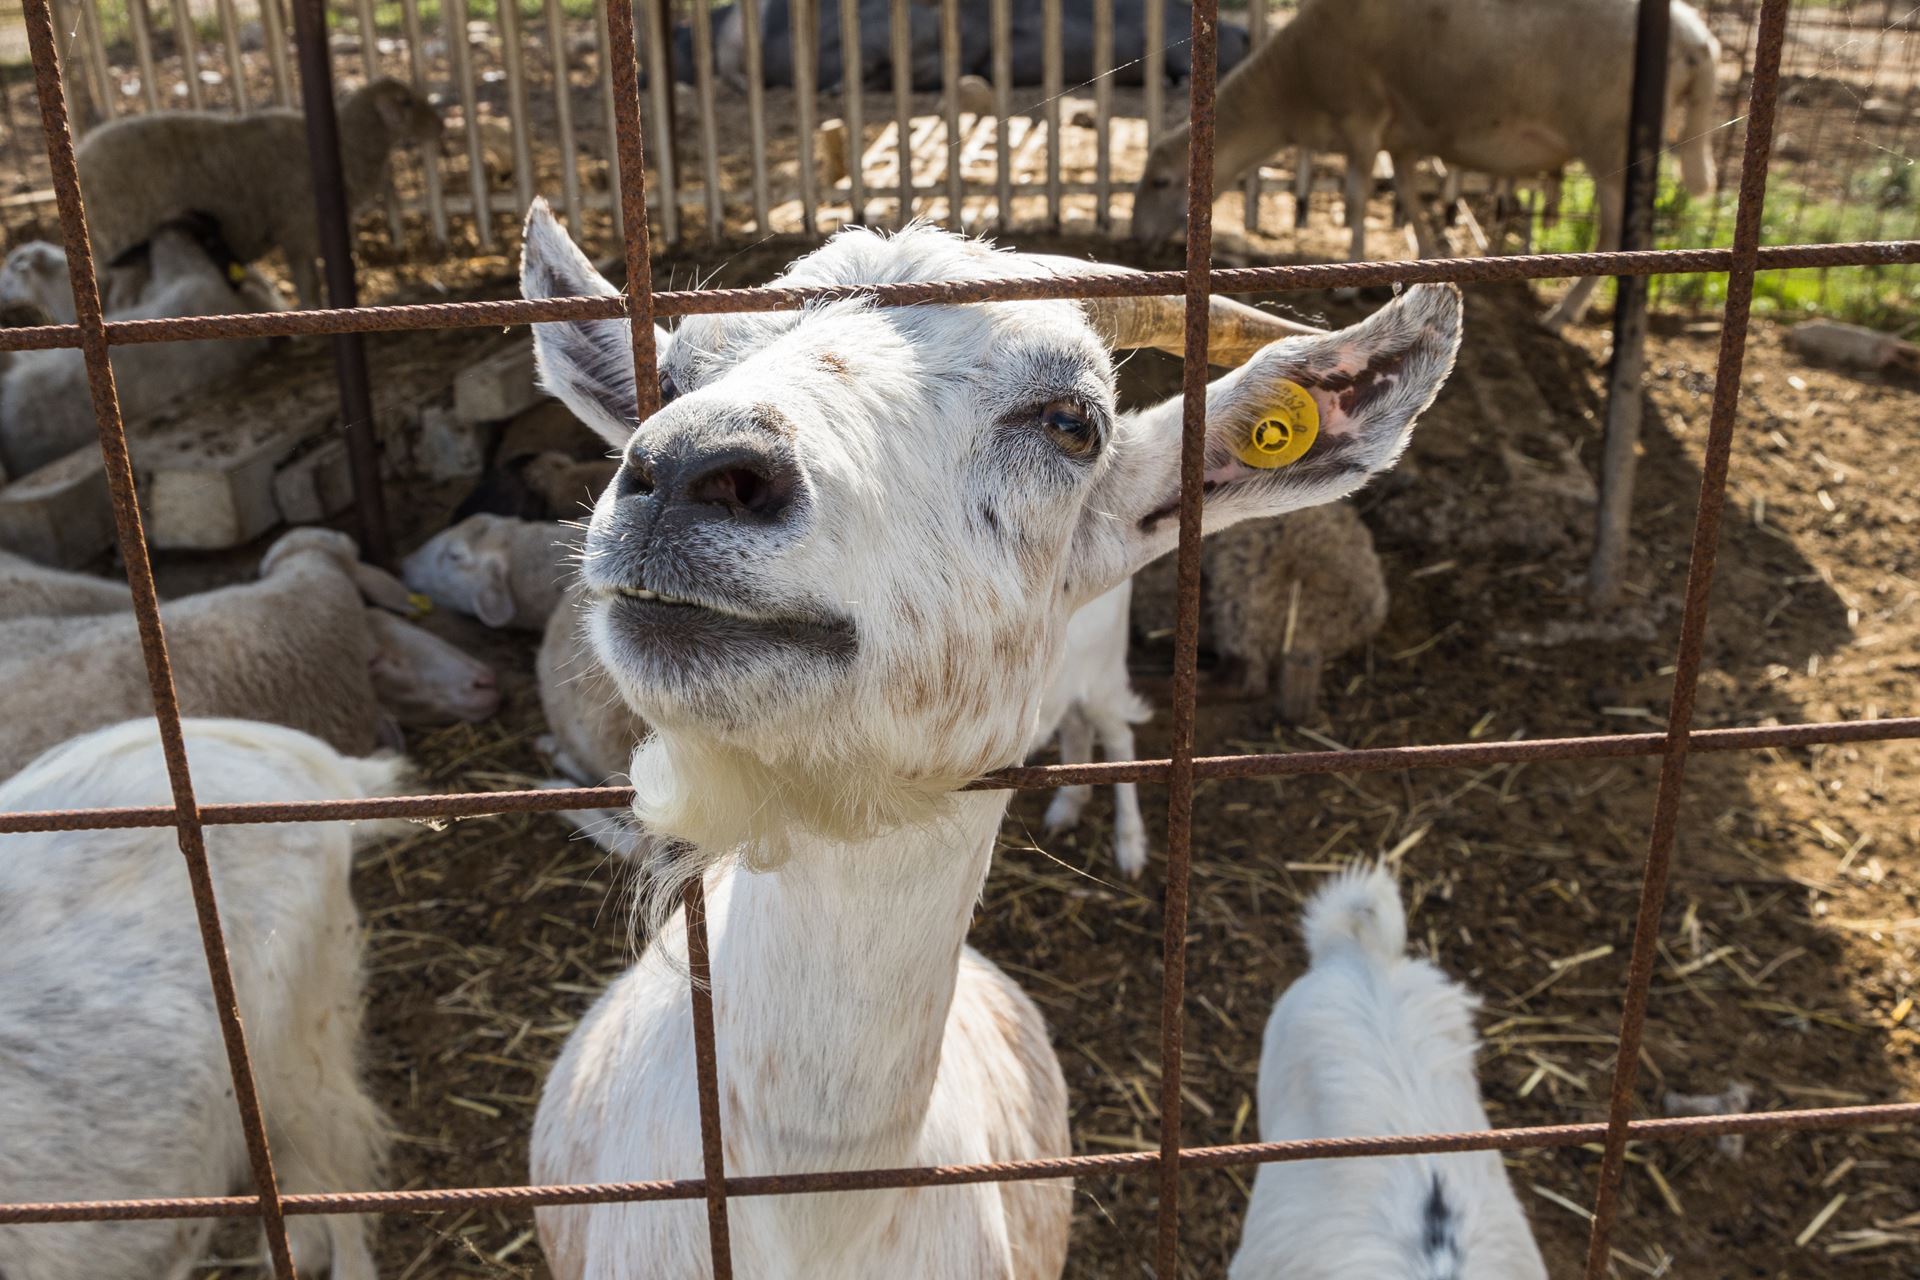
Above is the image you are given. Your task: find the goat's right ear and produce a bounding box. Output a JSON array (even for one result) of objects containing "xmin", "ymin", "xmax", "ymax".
[{"xmin": 521, "ymin": 199, "xmax": 667, "ymax": 450}]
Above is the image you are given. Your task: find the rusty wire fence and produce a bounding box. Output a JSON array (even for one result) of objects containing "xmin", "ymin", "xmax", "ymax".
[{"xmin": 2, "ymin": 0, "xmax": 1920, "ymax": 1275}]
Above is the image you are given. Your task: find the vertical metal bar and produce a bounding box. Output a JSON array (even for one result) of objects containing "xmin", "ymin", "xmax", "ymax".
[
  {"xmin": 890, "ymin": 0, "xmax": 912, "ymax": 225},
  {"xmin": 596, "ymin": 0, "xmax": 624, "ymax": 241},
  {"xmin": 403, "ymin": 0, "xmax": 448, "ymax": 243},
  {"xmin": 1093, "ymin": 0, "xmax": 1111, "ymax": 231},
  {"xmin": 1588, "ymin": 0, "xmax": 1671, "ymax": 609},
  {"xmin": 545, "ymin": 0, "xmax": 584, "ymax": 230},
  {"xmin": 446, "ymin": 0, "xmax": 493, "ymax": 246},
  {"xmin": 839, "ymin": 0, "xmax": 866, "ymax": 223},
  {"xmin": 741, "ymin": 0, "xmax": 771, "ymax": 232},
  {"xmin": 991, "ymin": 0, "xmax": 1009, "ymax": 229},
  {"xmin": 77, "ymin": 0, "xmax": 118, "ymax": 121},
  {"xmin": 940, "ymin": 0, "xmax": 961, "ymax": 228},
  {"xmin": 1144, "ymin": 0, "xmax": 1163, "ymax": 147},
  {"xmin": 1157, "ymin": 0, "xmax": 1216, "ymax": 1270},
  {"xmin": 259, "ymin": 0, "xmax": 293, "ymax": 106},
  {"xmin": 1042, "ymin": 0, "xmax": 1061, "ymax": 230},
  {"xmin": 1293, "ymin": 145, "xmax": 1311, "ymax": 227},
  {"xmin": 216, "ymin": 0, "xmax": 250, "ymax": 110},
  {"xmin": 690, "ymin": 0, "xmax": 724, "ymax": 235},
  {"xmin": 1579, "ymin": 1, "xmax": 1790, "ymax": 1274},
  {"xmin": 642, "ymin": 0, "xmax": 679, "ymax": 244},
  {"xmin": 597, "ymin": 9, "xmax": 732, "ymax": 1267},
  {"xmin": 792, "ymin": 0, "xmax": 819, "ymax": 234},
  {"xmin": 128, "ymin": 0, "xmax": 161, "ymax": 112},
  {"xmin": 1241, "ymin": 0, "xmax": 1265, "ymax": 232},
  {"xmin": 357, "ymin": 0, "xmax": 408, "ymax": 243},
  {"xmin": 168, "ymin": 0, "xmax": 206, "ymax": 109},
  {"xmin": 292, "ymin": 0, "xmax": 393, "ymax": 568},
  {"xmin": 498, "ymin": 0, "xmax": 537, "ymax": 217},
  {"xmin": 21, "ymin": 3, "xmax": 298, "ymax": 1276}
]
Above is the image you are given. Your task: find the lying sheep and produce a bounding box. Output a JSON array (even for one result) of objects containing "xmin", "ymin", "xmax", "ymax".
[
  {"xmin": 1203, "ymin": 501, "xmax": 1387, "ymax": 724},
  {"xmin": 0, "ymin": 716, "xmax": 400, "ymax": 1280},
  {"xmin": 0, "ymin": 529, "xmax": 498, "ymax": 776},
  {"xmin": 0, "ymin": 217, "xmax": 285, "ymax": 476},
  {"xmin": 76, "ymin": 78, "xmax": 443, "ymax": 307},
  {"xmin": 0, "ymin": 550, "xmax": 133, "ymax": 620},
  {"xmin": 1230, "ymin": 865, "xmax": 1547, "ymax": 1279},
  {"xmin": 1129, "ymin": 0, "xmax": 1720, "ymax": 328},
  {"xmin": 402, "ymin": 511, "xmax": 584, "ymax": 631},
  {"xmin": 1, "ymin": 238, "xmax": 152, "ymax": 325}
]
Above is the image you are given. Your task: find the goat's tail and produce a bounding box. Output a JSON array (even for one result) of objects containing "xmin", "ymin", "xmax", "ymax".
[
  {"xmin": 1302, "ymin": 861, "xmax": 1407, "ymax": 967},
  {"xmin": 1675, "ymin": 20, "xmax": 1722, "ymax": 198}
]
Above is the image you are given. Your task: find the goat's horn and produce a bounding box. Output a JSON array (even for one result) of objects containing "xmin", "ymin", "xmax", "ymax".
[{"xmin": 1031, "ymin": 256, "xmax": 1323, "ymax": 366}]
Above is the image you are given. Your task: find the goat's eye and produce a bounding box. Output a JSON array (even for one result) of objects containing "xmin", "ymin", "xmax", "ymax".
[
  {"xmin": 657, "ymin": 367, "xmax": 681, "ymax": 407},
  {"xmin": 1040, "ymin": 399, "xmax": 1099, "ymax": 458}
]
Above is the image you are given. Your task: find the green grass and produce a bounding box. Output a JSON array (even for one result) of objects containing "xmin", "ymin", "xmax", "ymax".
[{"xmin": 1529, "ymin": 162, "xmax": 1920, "ymax": 334}]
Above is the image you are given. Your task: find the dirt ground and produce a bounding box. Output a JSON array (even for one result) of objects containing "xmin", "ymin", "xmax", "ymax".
[{"xmin": 102, "ymin": 230, "xmax": 1899, "ymax": 1280}]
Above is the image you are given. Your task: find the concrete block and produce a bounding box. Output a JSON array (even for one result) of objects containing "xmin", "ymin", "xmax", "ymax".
[
  {"xmin": 453, "ymin": 340, "xmax": 543, "ymax": 425},
  {"xmin": 0, "ymin": 446, "xmax": 116, "ymax": 567},
  {"xmin": 418, "ymin": 404, "xmax": 489, "ymax": 481},
  {"xmin": 139, "ymin": 415, "xmax": 315, "ymax": 550},
  {"xmin": 273, "ymin": 435, "xmax": 354, "ymax": 525}
]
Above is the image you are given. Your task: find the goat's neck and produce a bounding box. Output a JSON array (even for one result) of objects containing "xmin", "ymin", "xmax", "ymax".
[
  {"xmin": 334, "ymin": 94, "xmax": 396, "ymax": 210},
  {"xmin": 697, "ymin": 790, "xmax": 1008, "ymax": 1168}
]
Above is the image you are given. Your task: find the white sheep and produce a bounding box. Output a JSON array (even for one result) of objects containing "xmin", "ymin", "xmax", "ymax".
[
  {"xmin": 518, "ymin": 200, "xmax": 1460, "ymax": 1277},
  {"xmin": 75, "ymin": 78, "xmax": 444, "ymax": 308},
  {"xmin": 0, "ymin": 239, "xmax": 151, "ymax": 325},
  {"xmin": 0, "ymin": 219, "xmax": 285, "ymax": 477},
  {"xmin": 1230, "ymin": 865, "xmax": 1547, "ymax": 1280},
  {"xmin": 0, "ymin": 716, "xmax": 401, "ymax": 1280},
  {"xmin": 0, "ymin": 528, "xmax": 499, "ymax": 777},
  {"xmin": 0, "ymin": 549, "xmax": 133, "ymax": 620},
  {"xmin": 1203, "ymin": 500, "xmax": 1387, "ymax": 723},
  {"xmin": 401, "ymin": 511, "xmax": 583, "ymax": 631},
  {"xmin": 1129, "ymin": 0, "xmax": 1721, "ymax": 328}
]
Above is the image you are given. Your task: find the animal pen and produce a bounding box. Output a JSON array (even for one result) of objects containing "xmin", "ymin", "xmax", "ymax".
[{"xmin": 1, "ymin": 0, "xmax": 1919, "ymax": 1276}]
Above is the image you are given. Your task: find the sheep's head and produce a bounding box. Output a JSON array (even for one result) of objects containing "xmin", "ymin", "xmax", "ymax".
[
  {"xmin": 364, "ymin": 77, "xmax": 444, "ymax": 146},
  {"xmin": 522, "ymin": 201, "xmax": 1460, "ymax": 849},
  {"xmin": 1129, "ymin": 139, "xmax": 1191, "ymax": 245},
  {"xmin": 0, "ymin": 241, "xmax": 75, "ymax": 325}
]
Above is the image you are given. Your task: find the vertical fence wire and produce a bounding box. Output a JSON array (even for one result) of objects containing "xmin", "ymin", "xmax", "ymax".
[
  {"xmin": 793, "ymin": 0, "xmax": 820, "ymax": 234},
  {"xmin": 447, "ymin": 0, "xmax": 493, "ymax": 246},
  {"xmin": 498, "ymin": 0, "xmax": 537, "ymax": 218},
  {"xmin": 1144, "ymin": 0, "xmax": 1163, "ymax": 147},
  {"xmin": 357, "ymin": 0, "xmax": 408, "ymax": 244},
  {"xmin": 1093, "ymin": 0, "xmax": 1112, "ymax": 231},
  {"xmin": 643, "ymin": 0, "xmax": 678, "ymax": 243},
  {"xmin": 167, "ymin": 0, "xmax": 205, "ymax": 109},
  {"xmin": 260, "ymin": 0, "xmax": 292, "ymax": 105},
  {"xmin": 690, "ymin": 0, "xmax": 724, "ymax": 235},
  {"xmin": 839, "ymin": 0, "xmax": 866, "ymax": 225},
  {"xmin": 1241, "ymin": 0, "xmax": 1265, "ymax": 232},
  {"xmin": 1156, "ymin": 0, "xmax": 1219, "ymax": 1271},
  {"xmin": 77, "ymin": 0, "xmax": 117, "ymax": 120},
  {"xmin": 1042, "ymin": 0, "xmax": 1061, "ymax": 230},
  {"xmin": 1579, "ymin": 0, "xmax": 1792, "ymax": 1272},
  {"xmin": 941, "ymin": 0, "xmax": 962, "ymax": 228},
  {"xmin": 402, "ymin": 0, "xmax": 448, "ymax": 243},
  {"xmin": 215, "ymin": 0, "xmax": 249, "ymax": 110},
  {"xmin": 126, "ymin": 0, "xmax": 159, "ymax": 111},
  {"xmin": 544, "ymin": 0, "xmax": 583, "ymax": 231},
  {"xmin": 742, "ymin": 0, "xmax": 771, "ymax": 232},
  {"xmin": 890, "ymin": 0, "xmax": 912, "ymax": 225},
  {"xmin": 21, "ymin": 1, "xmax": 298, "ymax": 1274},
  {"xmin": 595, "ymin": 0, "xmax": 624, "ymax": 242},
  {"xmin": 991, "ymin": 0, "xmax": 1010, "ymax": 230}
]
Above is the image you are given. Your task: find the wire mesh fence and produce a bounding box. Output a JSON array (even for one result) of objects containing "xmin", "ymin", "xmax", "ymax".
[{"xmin": 1, "ymin": 0, "xmax": 1919, "ymax": 1277}]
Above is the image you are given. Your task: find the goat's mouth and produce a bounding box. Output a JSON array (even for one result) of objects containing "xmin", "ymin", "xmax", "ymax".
[{"xmin": 590, "ymin": 582, "xmax": 858, "ymax": 673}]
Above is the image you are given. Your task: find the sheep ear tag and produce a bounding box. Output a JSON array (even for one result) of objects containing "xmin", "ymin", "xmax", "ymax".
[{"xmin": 1233, "ymin": 381, "xmax": 1319, "ymax": 469}]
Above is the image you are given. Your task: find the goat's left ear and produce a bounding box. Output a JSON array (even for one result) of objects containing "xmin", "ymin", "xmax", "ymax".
[{"xmin": 1075, "ymin": 283, "xmax": 1461, "ymax": 593}]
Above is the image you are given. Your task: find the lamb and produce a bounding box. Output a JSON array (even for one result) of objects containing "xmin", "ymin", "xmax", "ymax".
[
  {"xmin": 0, "ymin": 239, "xmax": 150, "ymax": 325},
  {"xmin": 1129, "ymin": 0, "xmax": 1721, "ymax": 328},
  {"xmin": 0, "ymin": 217, "xmax": 285, "ymax": 476},
  {"xmin": 0, "ymin": 716, "xmax": 400, "ymax": 1280},
  {"xmin": 1203, "ymin": 500, "xmax": 1387, "ymax": 723},
  {"xmin": 401, "ymin": 512, "xmax": 583, "ymax": 631},
  {"xmin": 75, "ymin": 78, "xmax": 444, "ymax": 308},
  {"xmin": 0, "ymin": 528, "xmax": 499, "ymax": 777},
  {"xmin": 1230, "ymin": 865, "xmax": 1547, "ymax": 1279},
  {"xmin": 518, "ymin": 199, "xmax": 1460, "ymax": 1277},
  {"xmin": 0, "ymin": 549, "xmax": 133, "ymax": 620}
]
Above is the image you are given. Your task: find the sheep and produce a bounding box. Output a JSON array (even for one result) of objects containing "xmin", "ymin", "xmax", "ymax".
[
  {"xmin": 75, "ymin": 78, "xmax": 444, "ymax": 308},
  {"xmin": 1230, "ymin": 865, "xmax": 1547, "ymax": 1279},
  {"xmin": 0, "ymin": 217, "xmax": 286, "ymax": 477},
  {"xmin": 1128, "ymin": 0, "xmax": 1721, "ymax": 328},
  {"xmin": 0, "ymin": 528, "xmax": 499, "ymax": 777},
  {"xmin": 0, "ymin": 549, "xmax": 134, "ymax": 620},
  {"xmin": 0, "ymin": 239, "xmax": 152, "ymax": 325},
  {"xmin": 1203, "ymin": 500, "xmax": 1387, "ymax": 723},
  {"xmin": 401, "ymin": 512, "xmax": 583, "ymax": 631},
  {"xmin": 0, "ymin": 716, "xmax": 401, "ymax": 1280},
  {"xmin": 518, "ymin": 200, "xmax": 1459, "ymax": 1277}
]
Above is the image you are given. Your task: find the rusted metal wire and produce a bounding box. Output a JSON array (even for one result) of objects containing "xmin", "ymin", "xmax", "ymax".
[
  {"xmin": 4, "ymin": 240, "xmax": 1918, "ymax": 355},
  {"xmin": 6, "ymin": 1102, "xmax": 1916, "ymax": 1226},
  {"xmin": 21, "ymin": 0, "xmax": 299, "ymax": 1275},
  {"xmin": 1156, "ymin": 0, "xmax": 1219, "ymax": 1267},
  {"xmin": 1582, "ymin": 1, "xmax": 1792, "ymax": 1275},
  {"xmin": 3, "ymin": 715, "xmax": 1916, "ymax": 836}
]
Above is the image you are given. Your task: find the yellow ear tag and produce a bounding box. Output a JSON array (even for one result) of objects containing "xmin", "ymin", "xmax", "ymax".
[
  {"xmin": 406, "ymin": 592, "xmax": 435, "ymax": 618},
  {"xmin": 1234, "ymin": 381, "xmax": 1319, "ymax": 469},
  {"xmin": 226, "ymin": 261, "xmax": 248, "ymax": 285}
]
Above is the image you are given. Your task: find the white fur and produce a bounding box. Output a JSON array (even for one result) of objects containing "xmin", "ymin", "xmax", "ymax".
[
  {"xmin": 0, "ymin": 717, "xmax": 403, "ymax": 1280},
  {"xmin": 1230, "ymin": 865, "xmax": 1547, "ymax": 1280},
  {"xmin": 519, "ymin": 202, "xmax": 1462, "ymax": 1278}
]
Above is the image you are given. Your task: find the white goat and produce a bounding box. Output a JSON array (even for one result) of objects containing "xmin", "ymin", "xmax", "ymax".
[
  {"xmin": 75, "ymin": 79, "xmax": 443, "ymax": 308},
  {"xmin": 0, "ymin": 220, "xmax": 284, "ymax": 477},
  {"xmin": 0, "ymin": 716, "xmax": 401, "ymax": 1280},
  {"xmin": 1231, "ymin": 865, "xmax": 1546, "ymax": 1280},
  {"xmin": 1129, "ymin": 0, "xmax": 1721, "ymax": 328},
  {"xmin": 518, "ymin": 199, "xmax": 1461, "ymax": 1278}
]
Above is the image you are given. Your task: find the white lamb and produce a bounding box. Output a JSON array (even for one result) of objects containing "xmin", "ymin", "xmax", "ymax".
[
  {"xmin": 517, "ymin": 200, "xmax": 1460, "ymax": 1278},
  {"xmin": 0, "ymin": 239, "xmax": 150, "ymax": 325},
  {"xmin": 0, "ymin": 716, "xmax": 402, "ymax": 1279},
  {"xmin": 1231, "ymin": 865, "xmax": 1547, "ymax": 1280}
]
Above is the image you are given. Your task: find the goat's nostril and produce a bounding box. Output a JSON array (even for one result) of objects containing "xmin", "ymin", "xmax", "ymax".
[
  {"xmin": 616, "ymin": 455, "xmax": 655, "ymax": 499},
  {"xmin": 686, "ymin": 458, "xmax": 792, "ymax": 517}
]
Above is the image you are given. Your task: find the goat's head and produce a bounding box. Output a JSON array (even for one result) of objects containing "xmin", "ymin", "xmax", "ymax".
[{"xmin": 522, "ymin": 200, "xmax": 1459, "ymax": 849}]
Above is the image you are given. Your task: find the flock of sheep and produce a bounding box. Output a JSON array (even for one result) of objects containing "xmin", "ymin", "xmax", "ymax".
[{"xmin": 0, "ymin": 0, "xmax": 1729, "ymax": 1274}]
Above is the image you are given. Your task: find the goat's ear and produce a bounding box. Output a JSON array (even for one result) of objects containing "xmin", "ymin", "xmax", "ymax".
[
  {"xmin": 1074, "ymin": 284, "xmax": 1461, "ymax": 595},
  {"xmin": 521, "ymin": 198, "xmax": 666, "ymax": 450}
]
